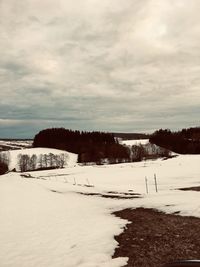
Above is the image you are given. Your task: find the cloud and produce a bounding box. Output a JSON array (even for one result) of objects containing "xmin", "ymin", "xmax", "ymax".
[{"xmin": 0, "ymin": 0, "xmax": 200, "ymax": 137}]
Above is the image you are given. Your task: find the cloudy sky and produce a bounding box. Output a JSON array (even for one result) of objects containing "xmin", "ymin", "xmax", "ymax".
[{"xmin": 0, "ymin": 0, "xmax": 200, "ymax": 138}]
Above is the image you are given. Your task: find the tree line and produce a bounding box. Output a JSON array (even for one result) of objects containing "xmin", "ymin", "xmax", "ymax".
[
  {"xmin": 18, "ymin": 153, "xmax": 67, "ymax": 172},
  {"xmin": 33, "ymin": 128, "xmax": 130, "ymax": 164},
  {"xmin": 33, "ymin": 128, "xmax": 172, "ymax": 165},
  {"xmin": 150, "ymin": 127, "xmax": 200, "ymax": 154}
]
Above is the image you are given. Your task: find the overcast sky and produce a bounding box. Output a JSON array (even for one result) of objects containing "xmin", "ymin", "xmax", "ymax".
[{"xmin": 0, "ymin": 0, "xmax": 200, "ymax": 138}]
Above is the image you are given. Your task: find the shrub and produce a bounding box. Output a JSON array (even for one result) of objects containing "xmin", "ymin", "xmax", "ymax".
[{"xmin": 0, "ymin": 162, "xmax": 8, "ymax": 175}]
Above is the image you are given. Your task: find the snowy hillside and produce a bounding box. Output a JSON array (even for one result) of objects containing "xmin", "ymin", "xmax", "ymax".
[
  {"xmin": 0, "ymin": 154, "xmax": 200, "ymax": 267},
  {"xmin": 27, "ymin": 154, "xmax": 200, "ymax": 196},
  {"xmin": 0, "ymin": 173, "xmax": 127, "ymax": 267},
  {"xmin": 1, "ymin": 147, "xmax": 78, "ymax": 171}
]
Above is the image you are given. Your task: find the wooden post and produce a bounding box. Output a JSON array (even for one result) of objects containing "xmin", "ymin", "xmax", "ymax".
[
  {"xmin": 154, "ymin": 174, "xmax": 158, "ymax": 193},
  {"xmin": 73, "ymin": 177, "xmax": 76, "ymax": 185},
  {"xmin": 145, "ymin": 176, "xmax": 149, "ymax": 194}
]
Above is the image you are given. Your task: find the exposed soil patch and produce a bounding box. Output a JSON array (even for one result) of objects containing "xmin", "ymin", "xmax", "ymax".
[
  {"xmin": 79, "ymin": 192, "xmax": 141, "ymax": 199},
  {"xmin": 50, "ymin": 189, "xmax": 62, "ymax": 194},
  {"xmin": 179, "ymin": 186, "xmax": 200, "ymax": 192},
  {"xmin": 113, "ymin": 208, "xmax": 200, "ymax": 267}
]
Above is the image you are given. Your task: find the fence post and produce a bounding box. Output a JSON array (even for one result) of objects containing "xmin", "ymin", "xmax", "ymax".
[
  {"xmin": 145, "ymin": 176, "xmax": 149, "ymax": 194},
  {"xmin": 154, "ymin": 174, "xmax": 158, "ymax": 193}
]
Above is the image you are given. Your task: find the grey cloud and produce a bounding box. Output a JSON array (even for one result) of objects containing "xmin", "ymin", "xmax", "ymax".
[{"xmin": 0, "ymin": 0, "xmax": 200, "ymax": 137}]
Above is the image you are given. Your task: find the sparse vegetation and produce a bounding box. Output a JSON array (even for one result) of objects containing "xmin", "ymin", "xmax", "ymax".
[
  {"xmin": 18, "ymin": 153, "xmax": 68, "ymax": 172},
  {"xmin": 130, "ymin": 143, "xmax": 171, "ymax": 162}
]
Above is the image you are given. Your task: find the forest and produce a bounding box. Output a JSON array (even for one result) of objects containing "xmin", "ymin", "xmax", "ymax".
[
  {"xmin": 150, "ymin": 127, "xmax": 200, "ymax": 154},
  {"xmin": 33, "ymin": 128, "xmax": 130, "ymax": 164}
]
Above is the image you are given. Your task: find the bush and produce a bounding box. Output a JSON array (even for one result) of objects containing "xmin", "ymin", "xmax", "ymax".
[{"xmin": 0, "ymin": 162, "xmax": 8, "ymax": 175}]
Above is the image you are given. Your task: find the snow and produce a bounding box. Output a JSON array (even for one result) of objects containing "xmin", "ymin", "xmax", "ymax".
[
  {"xmin": 0, "ymin": 151, "xmax": 200, "ymax": 267},
  {"xmin": 30, "ymin": 154, "xmax": 199, "ymax": 196},
  {"xmin": 121, "ymin": 139, "xmax": 149, "ymax": 146},
  {"xmin": 0, "ymin": 140, "xmax": 32, "ymax": 149},
  {"xmin": 0, "ymin": 173, "xmax": 127, "ymax": 267},
  {"xmin": 1, "ymin": 147, "xmax": 78, "ymax": 171}
]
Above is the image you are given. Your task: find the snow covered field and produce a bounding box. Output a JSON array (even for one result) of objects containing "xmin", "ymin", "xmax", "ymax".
[
  {"xmin": 0, "ymin": 149, "xmax": 200, "ymax": 267},
  {"xmin": 121, "ymin": 139, "xmax": 149, "ymax": 146},
  {"xmin": 0, "ymin": 140, "xmax": 32, "ymax": 150},
  {"xmin": 0, "ymin": 173, "xmax": 127, "ymax": 267}
]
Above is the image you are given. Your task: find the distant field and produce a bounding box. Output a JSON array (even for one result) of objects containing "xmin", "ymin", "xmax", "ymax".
[
  {"xmin": 121, "ymin": 139, "xmax": 149, "ymax": 146},
  {"xmin": 0, "ymin": 139, "xmax": 33, "ymax": 151}
]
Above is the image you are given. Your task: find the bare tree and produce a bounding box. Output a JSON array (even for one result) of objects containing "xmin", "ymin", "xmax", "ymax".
[
  {"xmin": 59, "ymin": 153, "xmax": 66, "ymax": 168},
  {"xmin": 131, "ymin": 145, "xmax": 145, "ymax": 162},
  {"xmin": 53, "ymin": 155, "xmax": 60, "ymax": 168},
  {"xmin": 49, "ymin": 153, "xmax": 55, "ymax": 168},
  {"xmin": 0, "ymin": 152, "xmax": 10, "ymax": 166},
  {"xmin": 30, "ymin": 154, "xmax": 37, "ymax": 170},
  {"xmin": 18, "ymin": 154, "xmax": 30, "ymax": 172},
  {"xmin": 38, "ymin": 154, "xmax": 44, "ymax": 169},
  {"xmin": 43, "ymin": 154, "xmax": 48, "ymax": 168}
]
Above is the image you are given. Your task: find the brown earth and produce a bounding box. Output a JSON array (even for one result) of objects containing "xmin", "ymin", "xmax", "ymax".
[
  {"xmin": 179, "ymin": 186, "xmax": 200, "ymax": 192},
  {"xmin": 113, "ymin": 208, "xmax": 200, "ymax": 267}
]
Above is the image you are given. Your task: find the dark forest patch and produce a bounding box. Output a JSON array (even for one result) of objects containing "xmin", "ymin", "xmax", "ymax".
[
  {"xmin": 150, "ymin": 127, "xmax": 200, "ymax": 154},
  {"xmin": 33, "ymin": 128, "xmax": 130, "ymax": 164}
]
